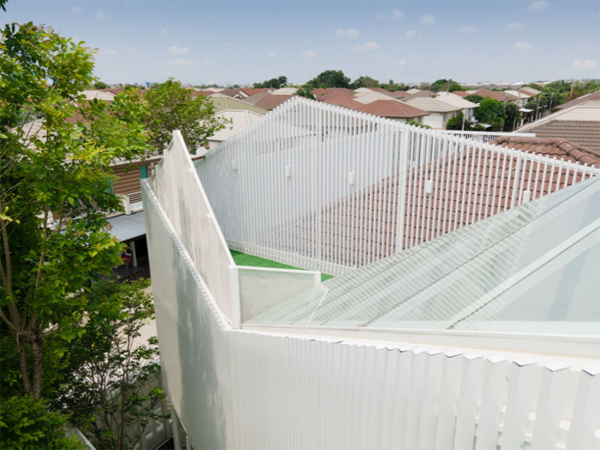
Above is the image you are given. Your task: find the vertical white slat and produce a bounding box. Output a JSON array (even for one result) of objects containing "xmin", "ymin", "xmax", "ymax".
[
  {"xmin": 566, "ymin": 365, "xmax": 600, "ymax": 450},
  {"xmin": 418, "ymin": 349, "xmax": 444, "ymax": 449},
  {"xmin": 501, "ymin": 358, "xmax": 537, "ymax": 450},
  {"xmin": 435, "ymin": 350, "xmax": 463, "ymax": 450},
  {"xmin": 405, "ymin": 348, "xmax": 428, "ymax": 449},
  {"xmin": 395, "ymin": 127, "xmax": 410, "ymax": 253},
  {"xmin": 453, "ymin": 353, "xmax": 484, "ymax": 450},
  {"xmin": 531, "ymin": 362, "xmax": 570, "ymax": 450},
  {"xmin": 475, "ymin": 355, "xmax": 508, "ymax": 450}
]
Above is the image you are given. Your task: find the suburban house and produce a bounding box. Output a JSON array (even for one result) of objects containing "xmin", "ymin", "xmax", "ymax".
[
  {"xmin": 401, "ymin": 96, "xmax": 462, "ymax": 128},
  {"xmin": 503, "ymin": 89, "xmax": 532, "ymax": 108},
  {"xmin": 470, "ymin": 88, "xmax": 519, "ymax": 103},
  {"xmin": 242, "ymin": 94, "xmax": 296, "ymax": 110},
  {"xmin": 518, "ymin": 86, "xmax": 542, "ymax": 96},
  {"xmin": 435, "ymin": 92, "xmax": 479, "ymax": 121},
  {"xmin": 450, "ymin": 91, "xmax": 470, "ymax": 98},
  {"xmin": 272, "ymin": 87, "xmax": 298, "ymax": 95},
  {"xmin": 209, "ymin": 95, "xmax": 269, "ymax": 115},
  {"xmin": 518, "ymin": 100, "xmax": 600, "ymax": 151},
  {"xmin": 358, "ymin": 100, "xmax": 430, "ymax": 122},
  {"xmin": 234, "ymin": 87, "xmax": 273, "ymax": 98},
  {"xmin": 203, "ymin": 109, "xmax": 262, "ymax": 150}
]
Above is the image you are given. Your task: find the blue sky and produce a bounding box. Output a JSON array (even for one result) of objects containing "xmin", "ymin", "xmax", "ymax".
[{"xmin": 3, "ymin": 0, "xmax": 599, "ymax": 85}]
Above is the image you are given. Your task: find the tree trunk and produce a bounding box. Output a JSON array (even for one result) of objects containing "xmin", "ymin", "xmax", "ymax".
[
  {"xmin": 32, "ymin": 337, "xmax": 43, "ymax": 401},
  {"xmin": 18, "ymin": 340, "xmax": 33, "ymax": 395}
]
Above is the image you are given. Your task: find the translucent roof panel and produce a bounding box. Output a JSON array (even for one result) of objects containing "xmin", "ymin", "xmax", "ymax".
[{"xmin": 246, "ymin": 177, "xmax": 600, "ymax": 336}]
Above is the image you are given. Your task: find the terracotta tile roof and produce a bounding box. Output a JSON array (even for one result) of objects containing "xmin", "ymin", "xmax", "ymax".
[
  {"xmin": 491, "ymin": 137, "xmax": 600, "ymax": 168},
  {"xmin": 239, "ymin": 88, "xmax": 271, "ymax": 96},
  {"xmin": 359, "ymin": 100, "xmax": 430, "ymax": 118},
  {"xmin": 217, "ymin": 89, "xmax": 239, "ymax": 97},
  {"xmin": 451, "ymin": 91, "xmax": 469, "ymax": 98},
  {"xmin": 556, "ymin": 91, "xmax": 600, "ymax": 110},
  {"xmin": 323, "ymin": 96, "xmax": 366, "ymax": 111},
  {"xmin": 403, "ymin": 90, "xmax": 435, "ymax": 100},
  {"xmin": 240, "ymin": 92, "xmax": 270, "ymax": 105},
  {"xmin": 521, "ymin": 121, "xmax": 600, "ymax": 152},
  {"xmin": 312, "ymin": 88, "xmax": 355, "ymax": 100},
  {"xmin": 474, "ymin": 89, "xmax": 518, "ymax": 102},
  {"xmin": 252, "ymin": 95, "xmax": 296, "ymax": 110}
]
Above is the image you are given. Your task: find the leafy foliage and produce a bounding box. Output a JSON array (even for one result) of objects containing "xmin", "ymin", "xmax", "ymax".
[
  {"xmin": 143, "ymin": 78, "xmax": 228, "ymax": 153},
  {"xmin": 54, "ymin": 280, "xmax": 167, "ymax": 450},
  {"xmin": 445, "ymin": 112, "xmax": 470, "ymax": 130},
  {"xmin": 473, "ymin": 98, "xmax": 506, "ymax": 131},
  {"xmin": 93, "ymin": 81, "xmax": 108, "ymax": 89},
  {"xmin": 0, "ymin": 21, "xmax": 150, "ymax": 404},
  {"xmin": 465, "ymin": 94, "xmax": 483, "ymax": 104},
  {"xmin": 0, "ymin": 395, "xmax": 82, "ymax": 449},
  {"xmin": 406, "ymin": 120, "xmax": 431, "ymax": 129},
  {"xmin": 254, "ymin": 76, "xmax": 287, "ymax": 89},
  {"xmin": 350, "ymin": 76, "xmax": 380, "ymax": 89},
  {"xmin": 430, "ymin": 79, "xmax": 465, "ymax": 93},
  {"xmin": 303, "ymin": 70, "xmax": 351, "ymax": 90}
]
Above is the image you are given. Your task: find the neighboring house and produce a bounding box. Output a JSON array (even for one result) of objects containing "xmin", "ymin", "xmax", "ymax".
[
  {"xmin": 209, "ymin": 96, "xmax": 269, "ymax": 115},
  {"xmin": 471, "ymin": 89, "xmax": 519, "ymax": 103},
  {"xmin": 203, "ymin": 87, "xmax": 224, "ymax": 93},
  {"xmin": 215, "ymin": 88, "xmax": 239, "ymax": 97},
  {"xmin": 239, "ymin": 92, "xmax": 270, "ymax": 105},
  {"xmin": 402, "ymin": 90, "xmax": 435, "ymax": 100},
  {"xmin": 244, "ymin": 94, "xmax": 296, "ymax": 111},
  {"xmin": 518, "ymin": 100, "xmax": 600, "ymax": 151},
  {"xmin": 451, "ymin": 91, "xmax": 470, "ymax": 98},
  {"xmin": 504, "ymin": 90, "xmax": 532, "ymax": 108},
  {"xmin": 272, "ymin": 87, "xmax": 298, "ymax": 95},
  {"xmin": 401, "ymin": 96, "xmax": 462, "ymax": 129},
  {"xmin": 556, "ymin": 90, "xmax": 600, "ymax": 110},
  {"xmin": 204, "ymin": 109, "xmax": 262, "ymax": 150},
  {"xmin": 518, "ymin": 86, "xmax": 542, "ymax": 96},
  {"xmin": 235, "ymin": 88, "xmax": 272, "ymax": 98},
  {"xmin": 405, "ymin": 88, "xmax": 421, "ymax": 94},
  {"xmin": 358, "ymin": 100, "xmax": 430, "ymax": 122},
  {"xmin": 490, "ymin": 136, "xmax": 600, "ymax": 168},
  {"xmin": 435, "ymin": 93, "xmax": 478, "ymax": 121},
  {"xmin": 353, "ymin": 91, "xmax": 404, "ymax": 104},
  {"xmin": 322, "ymin": 95, "xmax": 366, "ymax": 111},
  {"xmin": 312, "ymin": 88, "xmax": 355, "ymax": 101},
  {"xmin": 387, "ymin": 90, "xmax": 410, "ymax": 99},
  {"xmin": 81, "ymin": 89, "xmax": 116, "ymax": 101}
]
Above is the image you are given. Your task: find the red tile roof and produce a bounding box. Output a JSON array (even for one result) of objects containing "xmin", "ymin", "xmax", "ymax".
[
  {"xmin": 359, "ymin": 100, "xmax": 429, "ymax": 118},
  {"xmin": 323, "ymin": 96, "xmax": 367, "ymax": 111},
  {"xmin": 240, "ymin": 88, "xmax": 271, "ymax": 96},
  {"xmin": 491, "ymin": 136, "xmax": 600, "ymax": 168},
  {"xmin": 253, "ymin": 95, "xmax": 296, "ymax": 110},
  {"xmin": 217, "ymin": 89, "xmax": 239, "ymax": 97},
  {"xmin": 451, "ymin": 91, "xmax": 469, "ymax": 98},
  {"xmin": 312, "ymin": 88, "xmax": 355, "ymax": 100},
  {"xmin": 388, "ymin": 91, "xmax": 410, "ymax": 98},
  {"xmin": 474, "ymin": 89, "xmax": 518, "ymax": 102}
]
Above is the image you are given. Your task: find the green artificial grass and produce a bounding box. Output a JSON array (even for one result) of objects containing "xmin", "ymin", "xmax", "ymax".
[{"xmin": 230, "ymin": 250, "xmax": 334, "ymax": 282}]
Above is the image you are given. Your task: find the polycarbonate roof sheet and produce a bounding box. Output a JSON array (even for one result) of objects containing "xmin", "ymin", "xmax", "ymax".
[
  {"xmin": 107, "ymin": 211, "xmax": 146, "ymax": 242},
  {"xmin": 247, "ymin": 178, "xmax": 600, "ymax": 336}
]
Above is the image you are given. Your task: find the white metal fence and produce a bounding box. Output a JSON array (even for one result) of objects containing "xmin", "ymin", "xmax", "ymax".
[
  {"xmin": 440, "ymin": 130, "xmax": 536, "ymax": 142},
  {"xmin": 143, "ymin": 173, "xmax": 600, "ymax": 450},
  {"xmin": 197, "ymin": 97, "xmax": 599, "ymax": 275}
]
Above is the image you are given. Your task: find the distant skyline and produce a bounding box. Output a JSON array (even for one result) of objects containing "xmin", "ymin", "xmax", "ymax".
[{"xmin": 3, "ymin": 0, "xmax": 600, "ymax": 85}]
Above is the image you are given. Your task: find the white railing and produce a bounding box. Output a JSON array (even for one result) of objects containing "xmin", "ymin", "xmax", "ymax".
[
  {"xmin": 148, "ymin": 131, "xmax": 234, "ymax": 320},
  {"xmin": 440, "ymin": 130, "xmax": 536, "ymax": 142},
  {"xmin": 197, "ymin": 97, "xmax": 599, "ymax": 275},
  {"xmin": 142, "ymin": 169, "xmax": 600, "ymax": 450}
]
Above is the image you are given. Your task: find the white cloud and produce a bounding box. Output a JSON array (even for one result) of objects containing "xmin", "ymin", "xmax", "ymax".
[
  {"xmin": 267, "ymin": 51, "xmax": 276, "ymax": 57},
  {"xmin": 457, "ymin": 25, "xmax": 477, "ymax": 34},
  {"xmin": 514, "ymin": 42, "xmax": 533, "ymax": 50},
  {"xmin": 419, "ymin": 14, "xmax": 435, "ymax": 25},
  {"xmin": 301, "ymin": 50, "xmax": 317, "ymax": 58},
  {"xmin": 404, "ymin": 30, "xmax": 416, "ymax": 39},
  {"xmin": 397, "ymin": 60, "xmax": 407, "ymax": 66},
  {"xmin": 376, "ymin": 9, "xmax": 404, "ymax": 20},
  {"xmin": 160, "ymin": 29, "xmax": 169, "ymax": 36},
  {"xmin": 354, "ymin": 41, "xmax": 381, "ymax": 52},
  {"xmin": 505, "ymin": 21, "xmax": 525, "ymax": 30},
  {"xmin": 72, "ymin": 5, "xmax": 82, "ymax": 14},
  {"xmin": 335, "ymin": 28, "xmax": 361, "ymax": 38},
  {"xmin": 95, "ymin": 10, "xmax": 105, "ymax": 21},
  {"xmin": 529, "ymin": 1, "xmax": 549, "ymax": 11},
  {"xmin": 168, "ymin": 46, "xmax": 190, "ymax": 55},
  {"xmin": 572, "ymin": 59, "xmax": 598, "ymax": 69},
  {"xmin": 99, "ymin": 49, "xmax": 117, "ymax": 55}
]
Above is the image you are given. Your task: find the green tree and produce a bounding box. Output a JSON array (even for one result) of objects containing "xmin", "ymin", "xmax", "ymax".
[
  {"xmin": 0, "ymin": 395, "xmax": 82, "ymax": 449},
  {"xmin": 94, "ymin": 81, "xmax": 108, "ymax": 89},
  {"xmin": 304, "ymin": 70, "xmax": 351, "ymax": 90},
  {"xmin": 143, "ymin": 78, "xmax": 228, "ymax": 153},
  {"xmin": 503, "ymin": 102, "xmax": 522, "ymax": 132},
  {"xmin": 254, "ymin": 75, "xmax": 288, "ymax": 89},
  {"xmin": 430, "ymin": 79, "xmax": 464, "ymax": 93},
  {"xmin": 445, "ymin": 112, "xmax": 472, "ymax": 131},
  {"xmin": 474, "ymin": 98, "xmax": 505, "ymax": 131},
  {"xmin": 1, "ymin": 22, "xmax": 150, "ymax": 403},
  {"xmin": 54, "ymin": 280, "xmax": 167, "ymax": 450},
  {"xmin": 350, "ymin": 76, "xmax": 380, "ymax": 89},
  {"xmin": 465, "ymin": 94, "xmax": 483, "ymax": 104}
]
